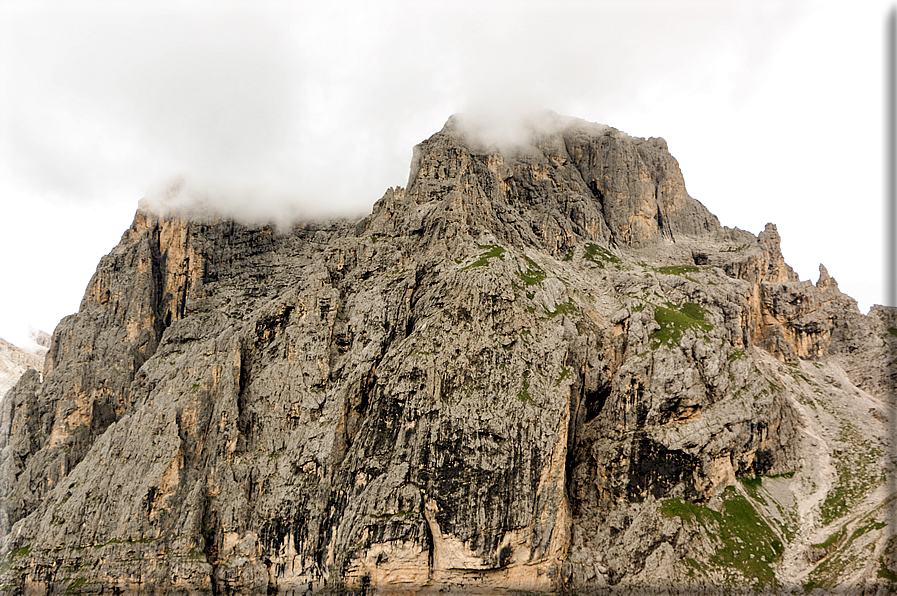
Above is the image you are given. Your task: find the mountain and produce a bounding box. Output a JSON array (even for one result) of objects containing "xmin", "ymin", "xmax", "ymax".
[
  {"xmin": 0, "ymin": 331, "xmax": 49, "ymax": 400},
  {"xmin": 0, "ymin": 114, "xmax": 894, "ymax": 595}
]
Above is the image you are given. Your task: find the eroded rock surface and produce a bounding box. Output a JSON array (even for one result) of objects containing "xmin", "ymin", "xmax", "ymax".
[{"xmin": 0, "ymin": 115, "xmax": 894, "ymax": 595}]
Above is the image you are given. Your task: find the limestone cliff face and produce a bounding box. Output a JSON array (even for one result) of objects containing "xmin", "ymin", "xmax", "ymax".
[{"xmin": 0, "ymin": 116, "xmax": 894, "ymax": 595}]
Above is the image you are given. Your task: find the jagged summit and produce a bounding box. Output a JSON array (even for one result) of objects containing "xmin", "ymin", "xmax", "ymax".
[
  {"xmin": 0, "ymin": 117, "xmax": 894, "ymax": 594},
  {"xmin": 366, "ymin": 113, "xmax": 720, "ymax": 254}
]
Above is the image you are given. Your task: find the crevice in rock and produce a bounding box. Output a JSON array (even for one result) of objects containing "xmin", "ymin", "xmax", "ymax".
[
  {"xmin": 264, "ymin": 557, "xmax": 277, "ymax": 595},
  {"xmin": 588, "ymin": 180, "xmax": 606, "ymax": 214},
  {"xmin": 423, "ymin": 502, "xmax": 436, "ymax": 578},
  {"xmin": 328, "ymin": 292, "xmax": 353, "ymax": 371},
  {"xmin": 565, "ymin": 357, "xmax": 613, "ymax": 516},
  {"xmin": 625, "ymin": 436, "xmax": 699, "ymax": 502},
  {"xmin": 583, "ymin": 384, "xmax": 610, "ymax": 424},
  {"xmin": 201, "ymin": 496, "xmax": 221, "ymax": 595},
  {"xmin": 235, "ymin": 341, "xmax": 253, "ymax": 454},
  {"xmin": 404, "ymin": 267, "xmax": 428, "ymax": 339},
  {"xmin": 254, "ymin": 303, "xmax": 295, "ymax": 349},
  {"xmin": 179, "ymin": 257, "xmax": 190, "ymax": 318}
]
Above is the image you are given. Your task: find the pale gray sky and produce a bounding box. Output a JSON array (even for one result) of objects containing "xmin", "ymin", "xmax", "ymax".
[{"xmin": 0, "ymin": 0, "xmax": 892, "ymax": 348}]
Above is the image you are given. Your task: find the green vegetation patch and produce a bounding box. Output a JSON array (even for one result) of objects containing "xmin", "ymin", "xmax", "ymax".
[
  {"xmin": 516, "ymin": 256, "xmax": 546, "ymax": 286},
  {"xmin": 806, "ymin": 521, "xmax": 887, "ymax": 592},
  {"xmin": 655, "ymin": 264, "xmax": 700, "ymax": 275},
  {"xmin": 850, "ymin": 521, "xmax": 886, "ymax": 541},
  {"xmin": 727, "ymin": 349, "xmax": 746, "ymax": 362},
  {"xmin": 878, "ymin": 537, "xmax": 897, "ymax": 583},
  {"xmin": 66, "ymin": 578, "xmax": 88, "ymax": 594},
  {"xmin": 819, "ymin": 422, "xmax": 883, "ymax": 524},
  {"xmin": 654, "ymin": 264, "xmax": 702, "ymax": 283},
  {"xmin": 661, "ymin": 488, "xmax": 783, "ymax": 589},
  {"xmin": 878, "ymin": 561, "xmax": 897, "ymax": 583},
  {"xmin": 584, "ymin": 244, "xmax": 621, "ymax": 267},
  {"xmin": 93, "ymin": 538, "xmax": 122, "ymax": 549},
  {"xmin": 737, "ymin": 476, "xmax": 768, "ymax": 506},
  {"xmin": 517, "ymin": 370, "xmax": 533, "ymax": 403},
  {"xmin": 555, "ymin": 367, "xmax": 573, "ymax": 387},
  {"xmin": 8, "ymin": 545, "xmax": 31, "ymax": 560},
  {"xmin": 546, "ymin": 299, "xmax": 579, "ymax": 319},
  {"xmin": 720, "ymin": 244, "xmax": 749, "ymax": 253},
  {"xmin": 460, "ymin": 245, "xmax": 506, "ymax": 271},
  {"xmin": 811, "ymin": 526, "xmax": 846, "ymax": 550},
  {"xmin": 650, "ymin": 303, "xmax": 713, "ymax": 348},
  {"xmin": 888, "ymin": 327, "xmax": 897, "ymax": 338}
]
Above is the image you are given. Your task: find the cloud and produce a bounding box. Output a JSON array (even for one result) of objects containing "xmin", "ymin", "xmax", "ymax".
[
  {"xmin": 0, "ymin": 1, "xmax": 470, "ymax": 224},
  {"xmin": 448, "ymin": 108, "xmax": 586, "ymax": 156},
  {"xmin": 139, "ymin": 174, "xmax": 331, "ymax": 231},
  {"xmin": 0, "ymin": 0, "xmax": 888, "ymax": 345},
  {"xmin": 2, "ymin": 1, "xmax": 785, "ymax": 223}
]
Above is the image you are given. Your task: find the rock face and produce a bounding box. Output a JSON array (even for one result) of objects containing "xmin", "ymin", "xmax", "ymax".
[{"xmin": 0, "ymin": 115, "xmax": 894, "ymax": 595}]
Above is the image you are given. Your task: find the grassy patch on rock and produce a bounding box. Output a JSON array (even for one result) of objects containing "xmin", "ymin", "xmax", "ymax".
[
  {"xmin": 8, "ymin": 546, "xmax": 31, "ymax": 559},
  {"xmin": 655, "ymin": 264, "xmax": 700, "ymax": 275},
  {"xmin": 650, "ymin": 303, "xmax": 713, "ymax": 348},
  {"xmin": 727, "ymin": 349, "xmax": 746, "ymax": 362},
  {"xmin": 516, "ymin": 256, "xmax": 546, "ymax": 286},
  {"xmin": 654, "ymin": 264, "xmax": 702, "ymax": 283},
  {"xmin": 737, "ymin": 476, "xmax": 768, "ymax": 506},
  {"xmin": 583, "ymin": 244, "xmax": 620, "ymax": 267},
  {"xmin": 546, "ymin": 299, "xmax": 579, "ymax": 319},
  {"xmin": 819, "ymin": 422, "xmax": 883, "ymax": 524},
  {"xmin": 65, "ymin": 578, "xmax": 88, "ymax": 594},
  {"xmin": 720, "ymin": 244, "xmax": 749, "ymax": 253},
  {"xmin": 555, "ymin": 367, "xmax": 572, "ymax": 387},
  {"xmin": 661, "ymin": 487, "xmax": 783, "ymax": 589},
  {"xmin": 805, "ymin": 520, "xmax": 889, "ymax": 592},
  {"xmin": 460, "ymin": 245, "xmax": 506, "ymax": 271},
  {"xmin": 811, "ymin": 526, "xmax": 846, "ymax": 550},
  {"xmin": 517, "ymin": 370, "xmax": 533, "ymax": 403}
]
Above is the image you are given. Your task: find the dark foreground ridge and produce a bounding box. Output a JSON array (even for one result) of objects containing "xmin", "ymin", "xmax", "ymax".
[{"xmin": 1, "ymin": 115, "xmax": 895, "ymax": 595}]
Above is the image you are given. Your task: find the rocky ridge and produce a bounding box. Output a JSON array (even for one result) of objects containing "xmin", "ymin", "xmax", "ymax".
[{"xmin": 0, "ymin": 114, "xmax": 894, "ymax": 595}]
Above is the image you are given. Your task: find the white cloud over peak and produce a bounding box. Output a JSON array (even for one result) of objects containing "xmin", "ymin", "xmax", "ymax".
[{"xmin": 0, "ymin": 0, "xmax": 890, "ymax": 344}]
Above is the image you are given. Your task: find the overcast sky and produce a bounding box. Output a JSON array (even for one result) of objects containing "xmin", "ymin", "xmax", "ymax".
[{"xmin": 0, "ymin": 0, "xmax": 893, "ymax": 349}]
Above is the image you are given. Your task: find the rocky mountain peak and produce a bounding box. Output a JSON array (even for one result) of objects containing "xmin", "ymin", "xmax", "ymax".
[
  {"xmin": 0, "ymin": 116, "xmax": 894, "ymax": 594},
  {"xmin": 817, "ymin": 263, "xmax": 838, "ymax": 290},
  {"xmin": 366, "ymin": 114, "xmax": 720, "ymax": 259}
]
